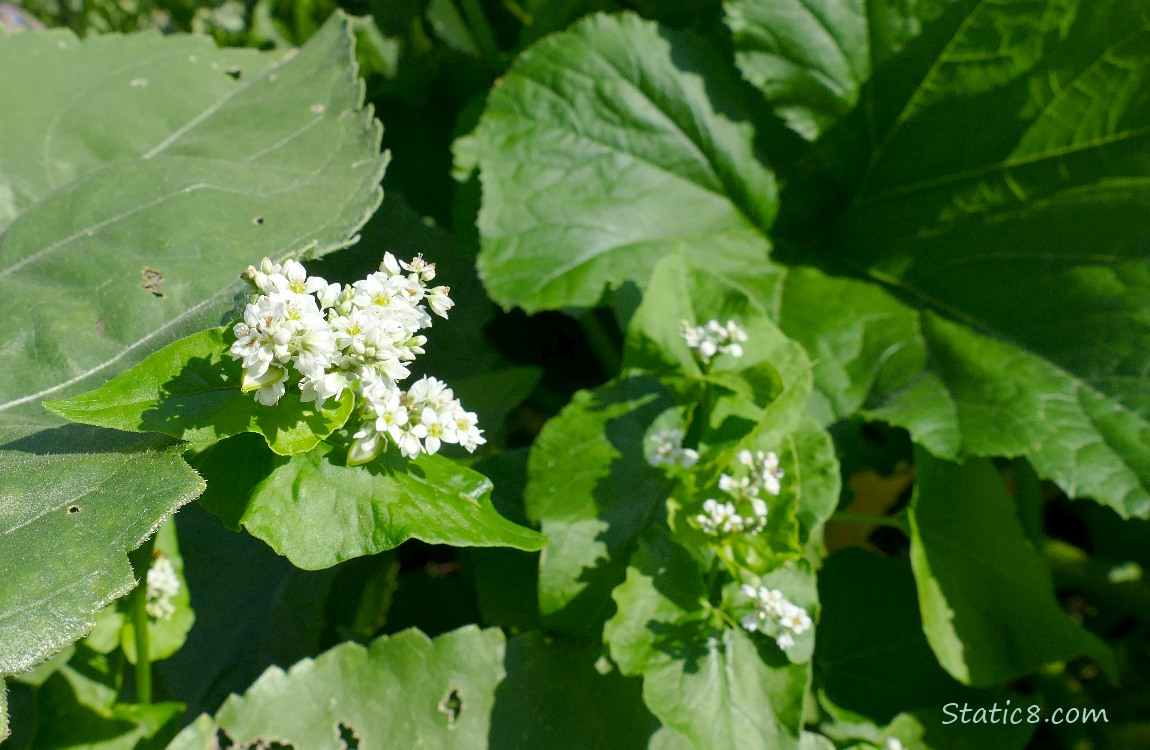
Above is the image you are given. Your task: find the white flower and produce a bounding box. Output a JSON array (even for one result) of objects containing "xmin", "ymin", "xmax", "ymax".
[
  {"xmin": 680, "ymin": 319, "xmax": 748, "ymax": 364},
  {"xmin": 739, "ymin": 582, "xmax": 811, "ymax": 649},
  {"xmin": 884, "ymin": 740, "xmax": 905, "ymax": 750},
  {"xmin": 645, "ymin": 429, "xmax": 698, "ymax": 469},
  {"xmin": 233, "ymin": 255, "xmax": 481, "ymax": 462},
  {"xmin": 420, "ymin": 406, "xmax": 457, "ymax": 455},
  {"xmin": 145, "ymin": 555, "xmax": 180, "ymax": 621},
  {"xmin": 696, "ymin": 499, "xmax": 746, "ymax": 535},
  {"xmin": 300, "ymin": 371, "xmax": 350, "ymax": 409},
  {"xmin": 427, "ymin": 286, "xmax": 454, "ymax": 318}
]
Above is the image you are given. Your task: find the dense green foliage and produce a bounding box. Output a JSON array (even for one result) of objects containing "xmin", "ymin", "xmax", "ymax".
[{"xmin": 2, "ymin": 0, "xmax": 1149, "ymax": 748}]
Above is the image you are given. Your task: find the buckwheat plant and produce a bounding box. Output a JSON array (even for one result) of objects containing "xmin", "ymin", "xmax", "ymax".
[{"xmin": 230, "ymin": 254, "xmax": 484, "ymax": 465}]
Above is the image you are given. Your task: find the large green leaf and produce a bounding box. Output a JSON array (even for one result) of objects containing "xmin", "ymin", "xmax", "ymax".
[
  {"xmin": 45, "ymin": 327, "xmax": 354, "ymax": 456},
  {"xmin": 475, "ymin": 11, "xmax": 776, "ymax": 312},
  {"xmin": 0, "ymin": 14, "xmax": 385, "ymax": 414},
  {"xmin": 815, "ymin": 549, "xmax": 980, "ymax": 723},
  {"xmin": 167, "ymin": 626, "xmax": 505, "ymax": 749},
  {"xmin": 525, "ymin": 376, "xmax": 674, "ymax": 635},
  {"xmin": 5, "ymin": 655, "xmax": 183, "ymax": 750},
  {"xmin": 489, "ymin": 632, "xmax": 659, "ymax": 749},
  {"xmin": 909, "ymin": 450, "xmax": 1115, "ymax": 686},
  {"xmin": 0, "ymin": 421, "xmax": 203, "ymax": 676},
  {"xmin": 605, "ymin": 530, "xmax": 808, "ymax": 750},
  {"xmin": 201, "ymin": 438, "xmax": 544, "ymax": 570},
  {"xmin": 724, "ymin": 0, "xmax": 870, "ymax": 139}
]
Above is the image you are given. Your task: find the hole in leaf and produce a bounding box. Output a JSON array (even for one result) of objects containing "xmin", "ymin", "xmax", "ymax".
[
  {"xmin": 214, "ymin": 727, "xmax": 235, "ymax": 750},
  {"xmin": 237, "ymin": 740, "xmax": 295, "ymax": 750},
  {"xmin": 224, "ymin": 66, "xmax": 243, "ymax": 80},
  {"xmin": 67, "ymin": 505, "xmax": 81, "ymax": 514},
  {"xmin": 437, "ymin": 688, "xmax": 463, "ymax": 729},
  {"xmin": 336, "ymin": 722, "xmax": 360, "ymax": 750},
  {"xmin": 252, "ymin": 216, "xmax": 265, "ymax": 225},
  {"xmin": 140, "ymin": 266, "xmax": 166, "ymax": 298}
]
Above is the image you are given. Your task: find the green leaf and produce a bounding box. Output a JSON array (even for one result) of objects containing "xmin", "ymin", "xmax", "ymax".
[
  {"xmin": 0, "ymin": 420, "xmax": 203, "ymax": 675},
  {"xmin": 119, "ymin": 517, "xmax": 193, "ymax": 664},
  {"xmin": 489, "ymin": 632, "xmax": 659, "ymax": 749},
  {"xmin": 208, "ymin": 439, "xmax": 544, "ymax": 570},
  {"xmin": 909, "ymin": 449, "xmax": 1116, "ymax": 686},
  {"xmin": 724, "ymin": 0, "xmax": 869, "ymax": 139},
  {"xmin": 0, "ymin": 13, "xmax": 385, "ymax": 414},
  {"xmin": 815, "ymin": 549, "xmax": 980, "ymax": 723},
  {"xmin": 475, "ymin": 11, "xmax": 776, "ymax": 312},
  {"xmin": 525, "ymin": 376, "xmax": 674, "ymax": 635},
  {"xmin": 45, "ymin": 327, "xmax": 354, "ymax": 456},
  {"xmin": 605, "ymin": 530, "xmax": 807, "ymax": 750},
  {"xmin": 9, "ymin": 657, "xmax": 183, "ymax": 750},
  {"xmin": 167, "ymin": 626, "xmax": 505, "ymax": 749},
  {"xmin": 625, "ymin": 256, "xmax": 810, "ymax": 396},
  {"xmin": 835, "ymin": 0, "xmax": 1150, "ymax": 516},
  {"xmin": 152, "ymin": 502, "xmax": 338, "ymax": 721}
]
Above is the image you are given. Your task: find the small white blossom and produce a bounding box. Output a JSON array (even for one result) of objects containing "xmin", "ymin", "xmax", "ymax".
[
  {"xmin": 696, "ymin": 499, "xmax": 746, "ymax": 535},
  {"xmin": 680, "ymin": 319, "xmax": 748, "ymax": 364},
  {"xmin": 739, "ymin": 583, "xmax": 810, "ymax": 650},
  {"xmin": 645, "ymin": 429, "xmax": 699, "ymax": 469},
  {"xmin": 347, "ymin": 376, "xmax": 484, "ymax": 465},
  {"xmin": 692, "ymin": 448, "xmax": 783, "ymax": 538},
  {"xmin": 884, "ymin": 739, "xmax": 905, "ymax": 750},
  {"xmin": 145, "ymin": 555, "xmax": 180, "ymax": 621}
]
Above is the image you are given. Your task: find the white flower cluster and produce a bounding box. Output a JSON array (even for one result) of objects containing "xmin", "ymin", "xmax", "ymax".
[
  {"xmin": 740, "ymin": 584, "xmax": 812, "ymax": 650},
  {"xmin": 350, "ymin": 374, "xmax": 485, "ymax": 464},
  {"xmin": 680, "ymin": 319, "xmax": 747, "ymax": 363},
  {"xmin": 229, "ymin": 255, "xmax": 483, "ymax": 464},
  {"xmin": 694, "ymin": 449, "xmax": 784, "ymax": 537},
  {"xmin": 145, "ymin": 555, "xmax": 180, "ymax": 621},
  {"xmin": 645, "ymin": 428, "xmax": 698, "ymax": 468}
]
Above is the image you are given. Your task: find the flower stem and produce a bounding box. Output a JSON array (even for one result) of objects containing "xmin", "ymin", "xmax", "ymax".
[{"xmin": 128, "ymin": 536, "xmax": 156, "ymax": 705}]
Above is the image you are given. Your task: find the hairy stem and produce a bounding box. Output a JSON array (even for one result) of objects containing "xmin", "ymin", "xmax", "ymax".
[{"xmin": 128, "ymin": 535, "xmax": 156, "ymax": 704}]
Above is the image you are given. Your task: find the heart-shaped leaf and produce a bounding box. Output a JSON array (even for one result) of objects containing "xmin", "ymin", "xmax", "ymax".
[
  {"xmin": 46, "ymin": 327, "xmax": 354, "ymax": 456},
  {"xmin": 197, "ymin": 437, "xmax": 544, "ymax": 570}
]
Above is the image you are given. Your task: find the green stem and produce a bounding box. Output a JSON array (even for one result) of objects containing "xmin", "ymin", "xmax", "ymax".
[
  {"xmin": 685, "ymin": 379, "xmax": 712, "ymax": 449},
  {"xmin": 578, "ymin": 310, "xmax": 622, "ymax": 378},
  {"xmin": 459, "ymin": 0, "xmax": 502, "ymax": 68},
  {"xmin": 1044, "ymin": 539, "xmax": 1150, "ymax": 625},
  {"xmin": 829, "ymin": 511, "xmax": 909, "ymax": 533},
  {"xmin": 500, "ymin": 0, "xmax": 531, "ymax": 25},
  {"xmin": 128, "ymin": 536, "xmax": 156, "ymax": 705}
]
